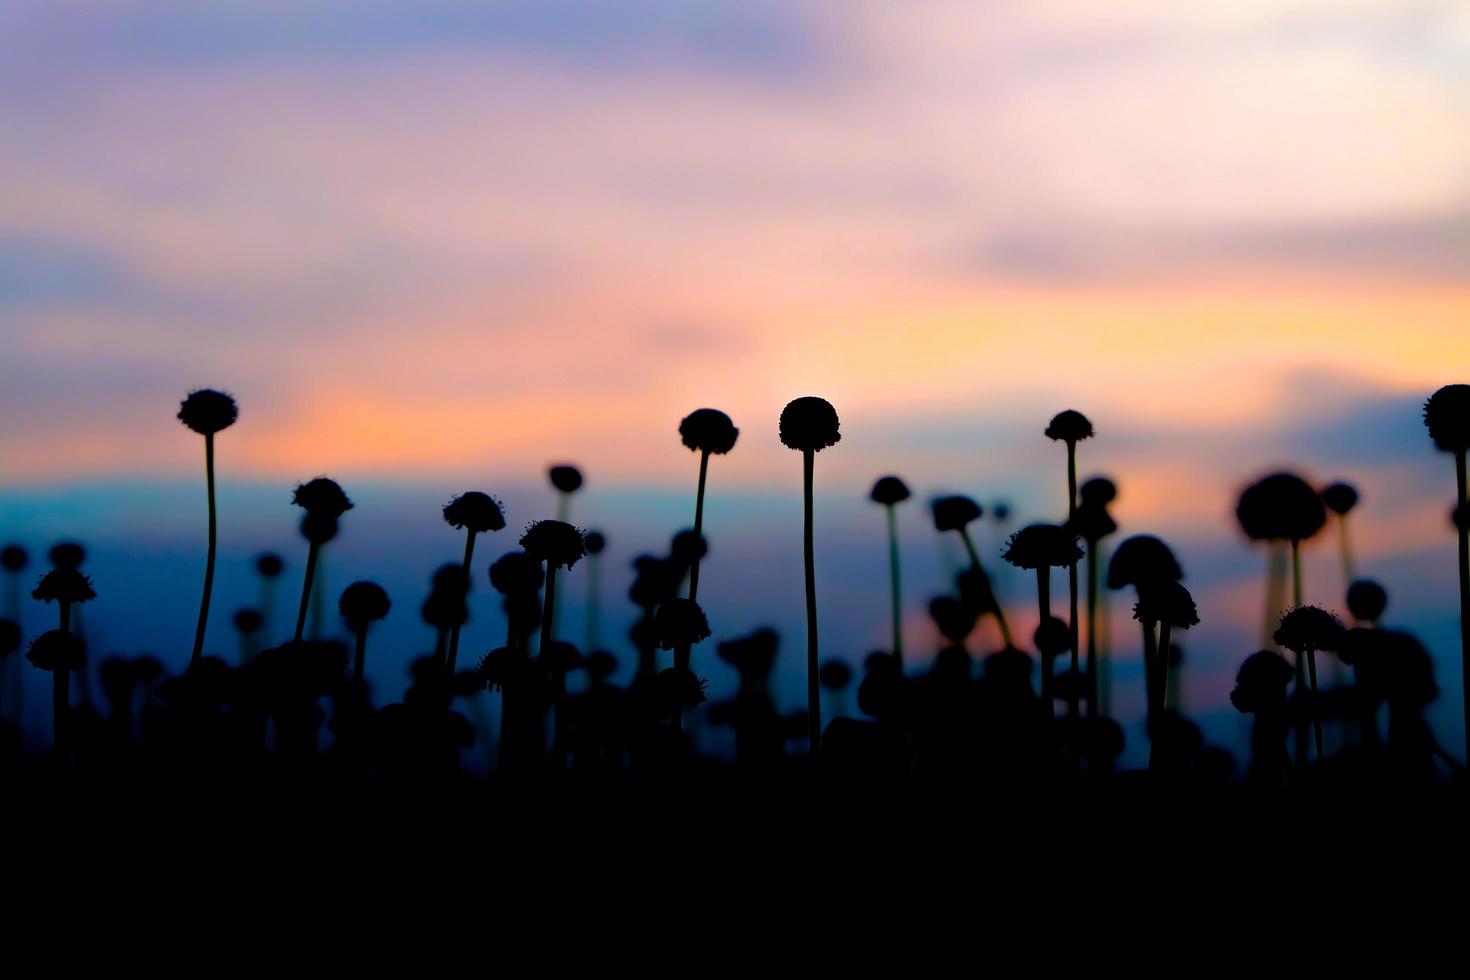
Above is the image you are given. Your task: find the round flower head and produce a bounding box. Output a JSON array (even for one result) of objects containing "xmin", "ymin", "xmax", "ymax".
[
  {"xmin": 300, "ymin": 512, "xmax": 338, "ymax": 545},
  {"xmin": 1069, "ymin": 501, "xmax": 1117, "ymax": 543},
  {"xmin": 870, "ymin": 475, "xmax": 911, "ymax": 506},
  {"xmin": 655, "ymin": 597, "xmax": 711, "ymax": 650},
  {"xmin": 489, "ymin": 550, "xmax": 545, "ymax": 595},
  {"xmin": 26, "ymin": 630, "xmax": 86, "ymax": 672},
  {"xmin": 421, "ymin": 589, "xmax": 468, "ymax": 630},
  {"xmin": 0, "ymin": 618, "xmax": 20, "ymax": 655},
  {"xmin": 1273, "ymin": 605, "xmax": 1345, "ymax": 653},
  {"xmin": 1079, "ymin": 477, "xmax": 1116, "ymax": 507},
  {"xmin": 679, "ymin": 408, "xmax": 740, "ymax": 455},
  {"xmin": 818, "ymin": 659, "xmax": 852, "ymax": 691},
  {"xmin": 1319, "ymin": 482, "xmax": 1358, "ymax": 517},
  {"xmin": 442, "ymin": 491, "xmax": 506, "ymax": 534},
  {"xmin": 478, "ymin": 646, "xmax": 534, "ymax": 692},
  {"xmin": 49, "ymin": 542, "xmax": 85, "ymax": 570},
  {"xmin": 716, "ymin": 628, "xmax": 779, "ymax": 677},
  {"xmin": 256, "ymin": 552, "xmax": 284, "ymax": 578},
  {"xmin": 779, "ymin": 396, "xmax": 841, "ymax": 452},
  {"xmin": 548, "ymin": 465, "xmax": 583, "ymax": 494},
  {"xmin": 233, "ymin": 608, "xmax": 262, "ymax": 635},
  {"xmin": 1423, "ymin": 384, "xmax": 1470, "ymax": 451},
  {"xmin": 992, "ymin": 501, "xmax": 1011, "ymax": 522},
  {"xmin": 1235, "ymin": 473, "xmax": 1325, "ymax": 542},
  {"xmin": 1132, "ymin": 579, "xmax": 1199, "ymax": 629},
  {"xmin": 1230, "ymin": 650, "xmax": 1295, "ymax": 714},
  {"xmin": 584, "ymin": 530, "xmax": 606, "ymax": 555},
  {"xmin": 32, "ymin": 567, "xmax": 96, "ymax": 605},
  {"xmin": 931, "ymin": 495, "xmax": 982, "ymax": 532},
  {"xmin": 339, "ymin": 581, "xmax": 391, "ymax": 628},
  {"xmin": 293, "ymin": 477, "xmax": 354, "ymax": 518},
  {"xmin": 177, "ymin": 388, "xmax": 238, "ymax": 435},
  {"xmin": 1034, "ymin": 616, "xmax": 1072, "ymax": 658},
  {"xmin": 1045, "ymin": 410, "xmax": 1094, "ymax": 444},
  {"xmin": 519, "ymin": 520, "xmax": 587, "ymax": 570},
  {"xmin": 928, "ymin": 595, "xmax": 977, "ymax": 643},
  {"xmin": 652, "ymin": 666, "xmax": 709, "ymax": 714},
  {"xmin": 1, "ymin": 545, "xmax": 28, "ymax": 573},
  {"xmin": 431, "ymin": 563, "xmax": 470, "ymax": 598},
  {"xmin": 1003, "ymin": 523, "xmax": 1083, "ymax": 570},
  {"xmin": 1106, "ymin": 535, "xmax": 1183, "ymax": 589},
  {"xmin": 670, "ymin": 529, "xmax": 708, "ymax": 567},
  {"xmin": 1347, "ymin": 579, "xmax": 1388, "ymax": 623}
]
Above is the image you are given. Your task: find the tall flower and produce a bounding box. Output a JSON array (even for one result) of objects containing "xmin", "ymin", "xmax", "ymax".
[
  {"xmin": 441, "ymin": 491, "xmax": 505, "ymax": 672},
  {"xmin": 1046, "ymin": 410, "xmax": 1093, "ymax": 698},
  {"xmin": 232, "ymin": 608, "xmax": 262, "ymax": 664},
  {"xmin": 1320, "ymin": 481, "xmax": 1359, "ymax": 589},
  {"xmin": 1274, "ymin": 605, "xmax": 1345, "ymax": 762},
  {"xmin": 1133, "ymin": 578, "xmax": 1199, "ymax": 756},
  {"xmin": 521, "ymin": 519, "xmax": 587, "ymax": 764},
  {"xmin": 26, "ymin": 630, "xmax": 86, "ymax": 766},
  {"xmin": 1074, "ymin": 476, "xmax": 1118, "ymax": 718},
  {"xmin": 678, "ymin": 408, "xmax": 738, "ymax": 603},
  {"xmin": 583, "ymin": 530, "xmax": 606, "ymax": 654},
  {"xmin": 339, "ymin": 581, "xmax": 391, "ymax": 683},
  {"xmin": 290, "ymin": 478, "xmax": 353, "ymax": 643},
  {"xmin": 1423, "ymin": 383, "xmax": 1470, "ymax": 760},
  {"xmin": 548, "ymin": 464, "xmax": 584, "ymax": 521},
  {"xmin": 178, "ymin": 388, "xmax": 238, "ymax": 670},
  {"xmin": 1237, "ymin": 473, "xmax": 1326, "ymax": 632},
  {"xmin": 932, "ymin": 495, "xmax": 1014, "ymax": 649},
  {"xmin": 1004, "ymin": 523, "xmax": 1083, "ymax": 714},
  {"xmin": 869, "ymin": 475, "xmax": 911, "ymax": 666},
  {"xmin": 1107, "ymin": 534, "xmax": 1183, "ymax": 728},
  {"xmin": 780, "ymin": 396, "xmax": 840, "ymax": 757}
]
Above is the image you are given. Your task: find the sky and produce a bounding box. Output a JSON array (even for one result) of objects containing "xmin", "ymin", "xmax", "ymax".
[{"xmin": 1, "ymin": 1, "xmax": 1468, "ymax": 764}]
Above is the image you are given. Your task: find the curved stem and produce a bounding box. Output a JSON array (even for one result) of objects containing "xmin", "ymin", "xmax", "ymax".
[
  {"xmin": 446, "ymin": 529, "xmax": 477, "ymax": 673},
  {"xmin": 689, "ymin": 449, "xmax": 709, "ymax": 601},
  {"xmin": 293, "ymin": 540, "xmax": 320, "ymax": 644},
  {"xmin": 886, "ymin": 504, "xmax": 903, "ymax": 667},
  {"xmin": 961, "ymin": 527, "xmax": 1013, "ymax": 648},
  {"xmin": 803, "ymin": 449, "xmax": 819, "ymax": 757},
  {"xmin": 189, "ymin": 432, "xmax": 217, "ymax": 670}
]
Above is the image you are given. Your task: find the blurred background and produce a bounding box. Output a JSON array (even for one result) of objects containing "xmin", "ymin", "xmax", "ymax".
[{"xmin": 2, "ymin": 1, "xmax": 1468, "ymax": 765}]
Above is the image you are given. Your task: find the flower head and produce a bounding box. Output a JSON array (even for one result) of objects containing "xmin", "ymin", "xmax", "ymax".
[
  {"xmin": 1079, "ymin": 476, "xmax": 1116, "ymax": 506},
  {"xmin": 670, "ymin": 529, "xmax": 708, "ymax": 568},
  {"xmin": 442, "ymin": 491, "xmax": 506, "ymax": 534},
  {"xmin": 1235, "ymin": 472, "xmax": 1325, "ymax": 542},
  {"xmin": 548, "ymin": 465, "xmax": 583, "ymax": 494},
  {"xmin": 177, "ymin": 388, "xmax": 238, "ymax": 435},
  {"xmin": 292, "ymin": 477, "xmax": 353, "ymax": 518},
  {"xmin": 1069, "ymin": 501, "xmax": 1117, "ymax": 542},
  {"xmin": 1033, "ymin": 616, "xmax": 1071, "ymax": 658},
  {"xmin": 300, "ymin": 512, "xmax": 338, "ymax": 545},
  {"xmin": 489, "ymin": 550, "xmax": 544, "ymax": 595},
  {"xmin": 26, "ymin": 630, "xmax": 86, "ymax": 672},
  {"xmin": 233, "ymin": 608, "xmax": 262, "ymax": 635},
  {"xmin": 716, "ymin": 627, "xmax": 778, "ymax": 677},
  {"xmin": 679, "ymin": 408, "xmax": 740, "ymax": 455},
  {"xmin": 539, "ymin": 640, "xmax": 583, "ymax": 675},
  {"xmin": 1003, "ymin": 523, "xmax": 1082, "ymax": 570},
  {"xmin": 928, "ymin": 595, "xmax": 977, "ymax": 643},
  {"xmin": 255, "ymin": 552, "xmax": 284, "ymax": 578},
  {"xmin": 1424, "ymin": 384, "xmax": 1470, "ymax": 451},
  {"xmin": 1, "ymin": 545, "xmax": 28, "ymax": 573},
  {"xmin": 339, "ymin": 581, "xmax": 391, "ymax": 629},
  {"xmin": 1273, "ymin": 605, "xmax": 1345, "ymax": 653},
  {"xmin": 655, "ymin": 597, "xmax": 711, "ymax": 650},
  {"xmin": 870, "ymin": 475, "xmax": 911, "ymax": 506},
  {"xmin": 818, "ymin": 659, "xmax": 852, "ymax": 691},
  {"xmin": 1106, "ymin": 535, "xmax": 1182, "ymax": 589},
  {"xmin": 478, "ymin": 646, "xmax": 535, "ymax": 692},
  {"xmin": 519, "ymin": 520, "xmax": 587, "ymax": 569},
  {"xmin": 1346, "ymin": 579, "xmax": 1388, "ymax": 623},
  {"xmin": 779, "ymin": 396, "xmax": 841, "ymax": 452},
  {"xmin": 931, "ymin": 495, "xmax": 982, "ymax": 532},
  {"xmin": 652, "ymin": 666, "xmax": 708, "ymax": 714},
  {"xmin": 1045, "ymin": 409, "xmax": 1094, "ymax": 444},
  {"xmin": 1230, "ymin": 650, "xmax": 1294, "ymax": 714},
  {"xmin": 1132, "ymin": 579, "xmax": 1199, "ymax": 629},
  {"xmin": 584, "ymin": 530, "xmax": 606, "ymax": 555},
  {"xmin": 49, "ymin": 542, "xmax": 85, "ymax": 570},
  {"xmin": 1319, "ymin": 481, "xmax": 1358, "ymax": 517},
  {"xmin": 32, "ymin": 568, "xmax": 96, "ymax": 605}
]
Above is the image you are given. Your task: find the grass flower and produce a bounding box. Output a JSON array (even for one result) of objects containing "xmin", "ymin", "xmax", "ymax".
[
  {"xmin": 870, "ymin": 475, "xmax": 911, "ymax": 666},
  {"xmin": 441, "ymin": 491, "xmax": 505, "ymax": 672},
  {"xmin": 178, "ymin": 389, "xmax": 238, "ymax": 670},
  {"xmin": 339, "ymin": 581, "xmax": 391, "ymax": 683},
  {"xmin": 291, "ymin": 477, "xmax": 353, "ymax": 643},
  {"xmin": 1423, "ymin": 383, "xmax": 1470, "ymax": 760},
  {"xmin": 932, "ymin": 495, "xmax": 1014, "ymax": 649}
]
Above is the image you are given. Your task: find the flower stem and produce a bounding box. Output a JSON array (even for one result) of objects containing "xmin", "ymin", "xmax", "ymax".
[
  {"xmin": 353, "ymin": 626, "xmax": 367, "ymax": 684},
  {"xmin": 803, "ymin": 448, "xmax": 819, "ymax": 758},
  {"xmin": 189, "ymin": 432, "xmax": 217, "ymax": 670},
  {"xmin": 1263, "ymin": 541, "xmax": 1287, "ymax": 648},
  {"xmin": 1065, "ymin": 443, "xmax": 1080, "ymax": 717},
  {"xmin": 961, "ymin": 528, "xmax": 1013, "ymax": 648},
  {"xmin": 1306, "ymin": 646, "xmax": 1323, "ymax": 760},
  {"xmin": 1338, "ymin": 514, "xmax": 1355, "ymax": 590},
  {"xmin": 689, "ymin": 449, "xmax": 709, "ymax": 601},
  {"xmin": 886, "ymin": 504, "xmax": 903, "ymax": 667},
  {"xmin": 541, "ymin": 565, "xmax": 566, "ymax": 766},
  {"xmin": 1085, "ymin": 542, "xmax": 1098, "ymax": 719},
  {"xmin": 293, "ymin": 540, "xmax": 320, "ymax": 644},
  {"xmin": 1457, "ymin": 448, "xmax": 1470, "ymax": 762},
  {"xmin": 446, "ymin": 528, "xmax": 477, "ymax": 673},
  {"xmin": 1036, "ymin": 565, "xmax": 1051, "ymax": 716},
  {"xmin": 1291, "ymin": 537, "xmax": 1303, "ymax": 608}
]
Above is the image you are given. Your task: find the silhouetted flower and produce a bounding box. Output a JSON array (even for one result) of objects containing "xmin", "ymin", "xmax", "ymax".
[
  {"xmin": 26, "ymin": 630, "xmax": 85, "ymax": 672},
  {"xmin": 539, "ymin": 640, "xmax": 582, "ymax": 675},
  {"xmin": 292, "ymin": 477, "xmax": 354, "ymax": 518},
  {"xmin": 490, "ymin": 551, "xmax": 544, "ymax": 595},
  {"xmin": 680, "ymin": 408, "xmax": 740, "ymax": 454},
  {"xmin": 1079, "ymin": 477, "xmax": 1116, "ymax": 507},
  {"xmin": 1106, "ymin": 535, "xmax": 1182, "ymax": 589},
  {"xmin": 301, "ymin": 512, "xmax": 338, "ymax": 545},
  {"xmin": 653, "ymin": 666, "xmax": 709, "ymax": 714},
  {"xmin": 1235, "ymin": 473, "xmax": 1325, "ymax": 543},
  {"xmin": 779, "ymin": 396, "xmax": 841, "ymax": 451},
  {"xmin": 991, "ymin": 501, "xmax": 1011, "ymax": 523},
  {"xmin": 655, "ymin": 598, "xmax": 711, "ymax": 650},
  {"xmin": 1045, "ymin": 409, "xmax": 1094, "ymax": 444},
  {"xmin": 1347, "ymin": 579, "xmax": 1388, "ymax": 623},
  {"xmin": 256, "ymin": 553, "xmax": 284, "ymax": 578},
  {"xmin": 1070, "ymin": 502, "xmax": 1117, "ymax": 543},
  {"xmin": 49, "ymin": 542, "xmax": 85, "ymax": 570},
  {"xmin": 233, "ymin": 609, "xmax": 262, "ymax": 634},
  {"xmin": 870, "ymin": 476, "xmax": 911, "ymax": 506},
  {"xmin": 1034, "ymin": 617, "xmax": 1071, "ymax": 658},
  {"xmin": 1133, "ymin": 580, "xmax": 1199, "ymax": 630},
  {"xmin": 931, "ymin": 495, "xmax": 982, "ymax": 532},
  {"xmin": 177, "ymin": 388, "xmax": 238, "ymax": 435},
  {"xmin": 478, "ymin": 646, "xmax": 533, "ymax": 692},
  {"xmin": 1274, "ymin": 606, "xmax": 1345, "ymax": 653},
  {"xmin": 1003, "ymin": 524, "xmax": 1082, "ymax": 570},
  {"xmin": 585, "ymin": 531, "xmax": 606, "ymax": 555},
  {"xmin": 1, "ymin": 545, "xmax": 28, "ymax": 573},
  {"xmin": 33, "ymin": 568, "xmax": 95, "ymax": 606},
  {"xmin": 549, "ymin": 465, "xmax": 583, "ymax": 494},
  {"xmin": 442, "ymin": 492, "xmax": 506, "ymax": 533},
  {"xmin": 1423, "ymin": 384, "xmax": 1470, "ymax": 451},
  {"xmin": 929, "ymin": 596, "xmax": 977, "ymax": 643},
  {"xmin": 819, "ymin": 659, "xmax": 852, "ymax": 690},
  {"xmin": 1231, "ymin": 651, "xmax": 1294, "ymax": 714},
  {"xmin": 1320, "ymin": 481, "xmax": 1358, "ymax": 516},
  {"xmin": 520, "ymin": 520, "xmax": 587, "ymax": 570},
  {"xmin": 339, "ymin": 581, "xmax": 391, "ymax": 630}
]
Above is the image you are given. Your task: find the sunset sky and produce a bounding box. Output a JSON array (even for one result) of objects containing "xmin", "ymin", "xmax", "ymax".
[{"xmin": 2, "ymin": 2, "xmax": 1468, "ymax": 760}]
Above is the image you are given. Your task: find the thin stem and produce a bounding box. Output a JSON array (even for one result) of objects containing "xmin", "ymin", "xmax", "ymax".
[
  {"xmin": 1291, "ymin": 538, "xmax": 1303, "ymax": 608},
  {"xmin": 1085, "ymin": 542, "xmax": 1098, "ymax": 720},
  {"xmin": 961, "ymin": 528, "xmax": 1013, "ymax": 648},
  {"xmin": 803, "ymin": 449, "xmax": 819, "ymax": 758},
  {"xmin": 353, "ymin": 627, "xmax": 367, "ymax": 684},
  {"xmin": 293, "ymin": 540, "xmax": 320, "ymax": 644},
  {"xmin": 585, "ymin": 552, "xmax": 600, "ymax": 654},
  {"xmin": 1264, "ymin": 541, "xmax": 1287, "ymax": 648},
  {"xmin": 1066, "ymin": 443, "xmax": 1080, "ymax": 712},
  {"xmin": 1156, "ymin": 621, "xmax": 1173, "ymax": 715},
  {"xmin": 53, "ymin": 665, "xmax": 68, "ymax": 774},
  {"xmin": 886, "ymin": 504, "xmax": 903, "ymax": 667},
  {"xmin": 541, "ymin": 565, "xmax": 566, "ymax": 767},
  {"xmin": 189, "ymin": 432, "xmax": 217, "ymax": 670},
  {"xmin": 1338, "ymin": 515, "xmax": 1355, "ymax": 589},
  {"xmin": 1306, "ymin": 646, "xmax": 1323, "ymax": 761},
  {"xmin": 1457, "ymin": 448, "xmax": 1469, "ymax": 762},
  {"xmin": 446, "ymin": 529, "xmax": 477, "ymax": 674},
  {"xmin": 1037, "ymin": 565, "xmax": 1052, "ymax": 715},
  {"xmin": 689, "ymin": 449, "xmax": 709, "ymax": 601},
  {"xmin": 1141, "ymin": 615, "xmax": 1157, "ymax": 723}
]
